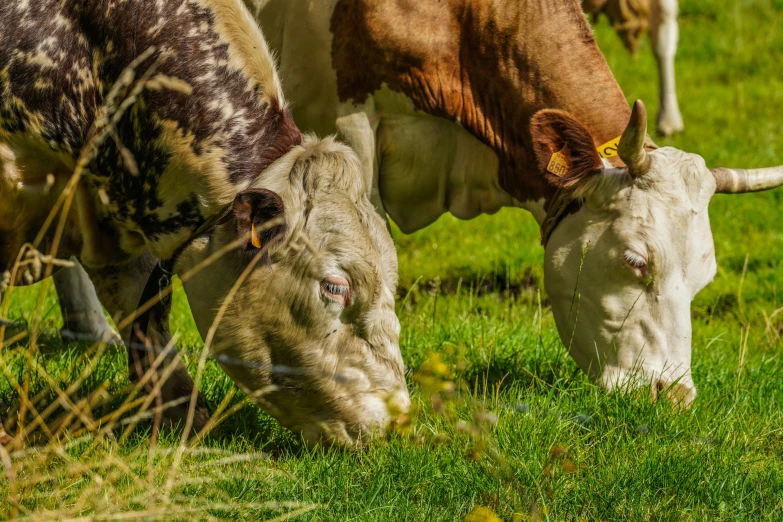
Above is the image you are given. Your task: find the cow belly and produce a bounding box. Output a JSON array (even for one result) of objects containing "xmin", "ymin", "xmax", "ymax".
[
  {"xmin": 0, "ymin": 136, "xmax": 130, "ymax": 272},
  {"xmin": 0, "ymin": 139, "xmax": 73, "ymax": 267},
  {"xmin": 376, "ymin": 114, "xmax": 508, "ymax": 234}
]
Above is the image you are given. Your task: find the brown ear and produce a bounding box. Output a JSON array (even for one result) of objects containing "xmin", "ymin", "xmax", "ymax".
[
  {"xmin": 531, "ymin": 110, "xmax": 603, "ymax": 190},
  {"xmin": 233, "ymin": 189, "xmax": 287, "ymax": 257}
]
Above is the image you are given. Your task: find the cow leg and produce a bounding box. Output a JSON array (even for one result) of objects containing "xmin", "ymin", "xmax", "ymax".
[
  {"xmin": 53, "ymin": 258, "xmax": 120, "ymax": 343},
  {"xmin": 650, "ymin": 0, "xmax": 684, "ymax": 136},
  {"xmin": 85, "ymin": 252, "xmax": 209, "ymax": 432},
  {"xmin": 335, "ymin": 112, "xmax": 389, "ymax": 225}
]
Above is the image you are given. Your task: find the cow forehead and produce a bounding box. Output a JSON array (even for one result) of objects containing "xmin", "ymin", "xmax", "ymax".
[
  {"xmin": 598, "ymin": 148, "xmax": 714, "ymax": 230},
  {"xmin": 305, "ymin": 196, "xmax": 397, "ymax": 283},
  {"xmin": 577, "ymin": 148, "xmax": 718, "ymax": 270},
  {"xmin": 644, "ymin": 147, "xmax": 715, "ymax": 206},
  {"xmin": 601, "ymin": 154, "xmax": 717, "ymax": 279}
]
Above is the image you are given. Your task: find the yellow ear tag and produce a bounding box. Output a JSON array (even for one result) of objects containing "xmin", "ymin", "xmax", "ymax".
[
  {"xmin": 547, "ymin": 144, "xmax": 572, "ymax": 177},
  {"xmin": 251, "ymin": 223, "xmax": 262, "ymax": 248},
  {"xmin": 597, "ymin": 136, "xmax": 621, "ymax": 159}
]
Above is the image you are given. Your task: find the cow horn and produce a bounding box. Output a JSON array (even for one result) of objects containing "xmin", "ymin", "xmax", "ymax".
[
  {"xmin": 619, "ymin": 100, "xmax": 652, "ymax": 178},
  {"xmin": 711, "ymin": 166, "xmax": 783, "ymax": 194}
]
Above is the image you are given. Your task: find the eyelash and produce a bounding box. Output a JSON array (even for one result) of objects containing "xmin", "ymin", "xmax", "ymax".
[
  {"xmin": 321, "ymin": 279, "xmax": 352, "ymax": 307},
  {"xmin": 323, "ymin": 282, "xmax": 349, "ymax": 297},
  {"xmin": 624, "ymin": 250, "xmax": 648, "ymax": 269}
]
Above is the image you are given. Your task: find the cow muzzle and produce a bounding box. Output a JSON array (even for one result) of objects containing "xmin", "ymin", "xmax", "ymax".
[
  {"xmin": 288, "ymin": 386, "xmax": 411, "ymax": 449},
  {"xmin": 600, "ymin": 365, "xmax": 696, "ymax": 407}
]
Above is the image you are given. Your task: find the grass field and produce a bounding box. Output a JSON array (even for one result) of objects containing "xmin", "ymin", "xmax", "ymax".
[{"xmin": 3, "ymin": 0, "xmax": 783, "ymax": 520}]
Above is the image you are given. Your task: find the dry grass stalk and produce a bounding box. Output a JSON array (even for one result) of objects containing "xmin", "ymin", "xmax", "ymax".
[{"xmin": 0, "ymin": 46, "xmax": 322, "ymax": 521}]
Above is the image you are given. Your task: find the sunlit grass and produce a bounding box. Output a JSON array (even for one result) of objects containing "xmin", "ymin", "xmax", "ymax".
[{"xmin": 3, "ymin": 0, "xmax": 783, "ymax": 520}]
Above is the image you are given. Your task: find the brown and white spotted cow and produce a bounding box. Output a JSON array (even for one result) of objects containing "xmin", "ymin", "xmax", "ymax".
[
  {"xmin": 582, "ymin": 0, "xmax": 684, "ymax": 136},
  {"xmin": 0, "ymin": 0, "xmax": 409, "ymax": 447},
  {"xmin": 51, "ymin": 0, "xmax": 783, "ymax": 405}
]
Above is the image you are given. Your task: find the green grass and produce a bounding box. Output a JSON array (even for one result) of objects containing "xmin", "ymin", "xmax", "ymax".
[{"xmin": 3, "ymin": 0, "xmax": 783, "ymax": 519}]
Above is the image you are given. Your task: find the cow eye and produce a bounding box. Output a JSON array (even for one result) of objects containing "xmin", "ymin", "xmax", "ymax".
[
  {"xmin": 623, "ymin": 249, "xmax": 648, "ymax": 274},
  {"xmin": 320, "ymin": 276, "xmax": 351, "ymax": 307}
]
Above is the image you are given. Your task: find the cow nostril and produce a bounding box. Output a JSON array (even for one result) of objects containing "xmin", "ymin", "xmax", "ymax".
[{"xmin": 656, "ymin": 380, "xmax": 695, "ymax": 408}]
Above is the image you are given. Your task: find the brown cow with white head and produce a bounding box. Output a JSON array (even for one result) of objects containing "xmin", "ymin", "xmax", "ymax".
[
  {"xmin": 258, "ymin": 0, "xmax": 783, "ymax": 404},
  {"xmin": 52, "ymin": 0, "xmax": 782, "ymax": 405},
  {"xmin": 0, "ymin": 0, "xmax": 408, "ymax": 447}
]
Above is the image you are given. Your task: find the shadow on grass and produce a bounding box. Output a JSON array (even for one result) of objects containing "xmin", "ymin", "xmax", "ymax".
[
  {"xmin": 398, "ymin": 269, "xmax": 541, "ymax": 303},
  {"xmin": 0, "ymin": 331, "xmax": 308, "ymax": 458}
]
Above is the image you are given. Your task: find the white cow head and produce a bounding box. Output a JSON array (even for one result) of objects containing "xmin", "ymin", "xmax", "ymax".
[
  {"xmin": 533, "ymin": 101, "xmax": 783, "ymax": 404},
  {"xmin": 179, "ymin": 136, "xmax": 409, "ymax": 447}
]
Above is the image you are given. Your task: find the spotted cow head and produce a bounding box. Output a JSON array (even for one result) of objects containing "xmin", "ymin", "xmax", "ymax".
[
  {"xmin": 178, "ymin": 136, "xmax": 409, "ymax": 447},
  {"xmin": 533, "ymin": 100, "xmax": 783, "ymax": 405}
]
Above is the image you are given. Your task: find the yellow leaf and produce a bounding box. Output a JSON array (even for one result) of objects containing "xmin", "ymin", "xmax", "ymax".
[{"xmin": 464, "ymin": 506, "xmax": 502, "ymax": 522}]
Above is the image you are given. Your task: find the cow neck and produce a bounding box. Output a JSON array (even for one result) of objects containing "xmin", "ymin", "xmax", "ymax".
[
  {"xmin": 331, "ymin": 0, "xmax": 631, "ymax": 217},
  {"xmin": 127, "ymin": 202, "xmax": 236, "ymax": 371},
  {"xmin": 454, "ymin": 0, "xmax": 632, "ymax": 212}
]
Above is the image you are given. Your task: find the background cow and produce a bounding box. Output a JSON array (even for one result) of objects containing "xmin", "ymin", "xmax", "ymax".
[
  {"xmin": 0, "ymin": 0, "xmax": 408, "ymax": 447},
  {"xmin": 583, "ymin": 0, "xmax": 684, "ymax": 136},
  {"xmin": 49, "ymin": 0, "xmax": 782, "ymax": 405}
]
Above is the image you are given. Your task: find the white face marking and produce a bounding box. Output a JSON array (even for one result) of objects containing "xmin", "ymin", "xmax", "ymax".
[{"xmin": 544, "ymin": 147, "xmax": 718, "ymax": 404}]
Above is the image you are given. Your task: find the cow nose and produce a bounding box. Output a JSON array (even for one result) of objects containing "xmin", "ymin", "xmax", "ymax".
[
  {"xmin": 599, "ymin": 366, "xmax": 696, "ymax": 406},
  {"xmin": 655, "ymin": 379, "xmax": 696, "ymax": 407},
  {"xmin": 297, "ymin": 387, "xmax": 411, "ymax": 449},
  {"xmin": 386, "ymin": 385, "xmax": 412, "ymax": 416}
]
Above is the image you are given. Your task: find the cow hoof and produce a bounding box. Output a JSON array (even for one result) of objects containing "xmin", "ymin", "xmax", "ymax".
[
  {"xmin": 656, "ymin": 114, "xmax": 685, "ymax": 137},
  {"xmin": 60, "ymin": 325, "xmax": 121, "ymax": 345},
  {"xmin": 0, "ymin": 427, "xmax": 12, "ymax": 446},
  {"xmin": 160, "ymin": 397, "xmax": 211, "ymax": 435}
]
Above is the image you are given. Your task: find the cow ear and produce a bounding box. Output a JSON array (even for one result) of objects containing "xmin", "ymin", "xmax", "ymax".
[
  {"xmin": 233, "ymin": 189, "xmax": 287, "ymax": 255},
  {"xmin": 531, "ymin": 110, "xmax": 603, "ymax": 190}
]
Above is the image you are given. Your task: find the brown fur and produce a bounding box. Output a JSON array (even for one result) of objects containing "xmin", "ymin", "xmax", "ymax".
[
  {"xmin": 254, "ymin": 100, "xmax": 304, "ymax": 178},
  {"xmin": 330, "ymin": 0, "xmax": 631, "ymax": 207}
]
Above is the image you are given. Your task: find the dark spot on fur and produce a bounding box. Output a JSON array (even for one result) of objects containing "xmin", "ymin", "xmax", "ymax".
[{"xmin": 1, "ymin": 0, "xmax": 302, "ymax": 249}]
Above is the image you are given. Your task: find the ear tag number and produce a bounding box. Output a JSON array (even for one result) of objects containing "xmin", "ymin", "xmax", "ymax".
[
  {"xmin": 597, "ymin": 136, "xmax": 621, "ymax": 158},
  {"xmin": 547, "ymin": 144, "xmax": 572, "ymax": 177},
  {"xmin": 251, "ymin": 222, "xmax": 262, "ymax": 248}
]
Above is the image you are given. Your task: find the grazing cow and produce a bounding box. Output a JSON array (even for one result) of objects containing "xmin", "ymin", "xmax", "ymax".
[
  {"xmin": 256, "ymin": 0, "xmax": 783, "ymax": 404},
  {"xmin": 582, "ymin": 0, "xmax": 684, "ymax": 136},
  {"xmin": 0, "ymin": 0, "xmax": 409, "ymax": 447},
  {"xmin": 50, "ymin": 0, "xmax": 783, "ymax": 406}
]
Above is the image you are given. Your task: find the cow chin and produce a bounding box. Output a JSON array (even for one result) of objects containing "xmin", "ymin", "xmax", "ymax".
[{"xmin": 549, "ymin": 300, "xmax": 698, "ymax": 407}]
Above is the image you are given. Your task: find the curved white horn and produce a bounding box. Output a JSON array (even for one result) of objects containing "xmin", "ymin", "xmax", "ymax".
[
  {"xmin": 619, "ymin": 100, "xmax": 652, "ymax": 178},
  {"xmin": 712, "ymin": 167, "xmax": 783, "ymax": 194}
]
